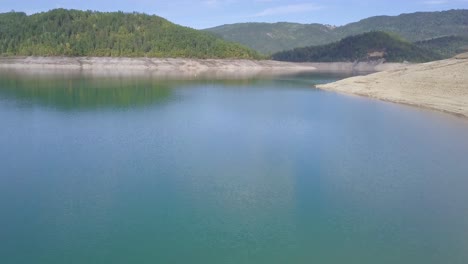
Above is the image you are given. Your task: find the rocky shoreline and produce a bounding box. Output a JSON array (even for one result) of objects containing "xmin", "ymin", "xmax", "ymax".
[
  {"xmin": 0, "ymin": 57, "xmax": 406, "ymax": 78},
  {"xmin": 0, "ymin": 57, "xmax": 317, "ymax": 78}
]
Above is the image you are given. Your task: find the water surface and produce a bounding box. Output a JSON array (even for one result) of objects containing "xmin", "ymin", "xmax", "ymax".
[{"xmin": 1, "ymin": 72, "xmax": 468, "ymax": 264}]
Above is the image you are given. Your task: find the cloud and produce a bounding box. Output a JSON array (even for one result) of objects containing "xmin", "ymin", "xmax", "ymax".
[
  {"xmin": 422, "ymin": 0, "xmax": 448, "ymax": 4},
  {"xmin": 202, "ymin": 0, "xmax": 237, "ymax": 7},
  {"xmin": 252, "ymin": 3, "xmax": 323, "ymax": 17}
]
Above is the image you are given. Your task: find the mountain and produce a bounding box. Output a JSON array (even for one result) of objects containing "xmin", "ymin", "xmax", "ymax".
[
  {"xmin": 272, "ymin": 31, "xmax": 442, "ymax": 63},
  {"xmin": 335, "ymin": 10, "xmax": 468, "ymax": 42},
  {"xmin": 0, "ymin": 9, "xmax": 260, "ymax": 59},
  {"xmin": 205, "ymin": 9, "xmax": 468, "ymax": 54},
  {"xmin": 203, "ymin": 22, "xmax": 337, "ymax": 55},
  {"xmin": 415, "ymin": 35, "xmax": 468, "ymax": 58}
]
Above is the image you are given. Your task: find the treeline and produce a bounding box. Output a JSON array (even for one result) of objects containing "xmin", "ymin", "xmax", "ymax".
[
  {"xmin": 272, "ymin": 31, "xmax": 442, "ymax": 63},
  {"xmin": 0, "ymin": 9, "xmax": 261, "ymax": 59},
  {"xmin": 415, "ymin": 35, "xmax": 468, "ymax": 58}
]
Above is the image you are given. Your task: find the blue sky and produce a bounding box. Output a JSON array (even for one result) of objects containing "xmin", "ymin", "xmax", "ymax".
[{"xmin": 1, "ymin": 0, "xmax": 468, "ymax": 29}]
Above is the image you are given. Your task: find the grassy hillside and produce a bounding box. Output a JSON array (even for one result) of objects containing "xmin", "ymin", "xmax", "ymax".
[
  {"xmin": 0, "ymin": 9, "xmax": 261, "ymax": 59},
  {"xmin": 205, "ymin": 9, "xmax": 468, "ymax": 54},
  {"xmin": 415, "ymin": 35, "xmax": 468, "ymax": 58},
  {"xmin": 272, "ymin": 31, "xmax": 442, "ymax": 63}
]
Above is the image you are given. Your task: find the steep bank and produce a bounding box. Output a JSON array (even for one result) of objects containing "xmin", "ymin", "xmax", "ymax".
[{"xmin": 317, "ymin": 55, "xmax": 468, "ymax": 117}]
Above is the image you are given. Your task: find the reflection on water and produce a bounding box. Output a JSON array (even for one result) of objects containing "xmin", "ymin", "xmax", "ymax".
[
  {"xmin": 0, "ymin": 70, "xmax": 354, "ymax": 110},
  {"xmin": 0, "ymin": 75, "xmax": 173, "ymax": 110},
  {"xmin": 1, "ymin": 71, "xmax": 468, "ymax": 264}
]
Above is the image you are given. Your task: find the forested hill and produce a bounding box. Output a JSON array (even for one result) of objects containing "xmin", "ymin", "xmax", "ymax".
[
  {"xmin": 272, "ymin": 32, "xmax": 442, "ymax": 63},
  {"xmin": 205, "ymin": 9, "xmax": 468, "ymax": 54},
  {"xmin": 204, "ymin": 22, "xmax": 337, "ymax": 55},
  {"xmin": 415, "ymin": 36, "xmax": 468, "ymax": 58},
  {"xmin": 0, "ymin": 9, "xmax": 261, "ymax": 59}
]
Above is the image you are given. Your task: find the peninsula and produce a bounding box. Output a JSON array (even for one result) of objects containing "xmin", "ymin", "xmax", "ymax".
[{"xmin": 317, "ymin": 54, "xmax": 468, "ymax": 117}]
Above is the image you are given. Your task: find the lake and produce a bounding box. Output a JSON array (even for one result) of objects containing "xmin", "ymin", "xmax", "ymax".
[{"xmin": 1, "ymin": 71, "xmax": 468, "ymax": 264}]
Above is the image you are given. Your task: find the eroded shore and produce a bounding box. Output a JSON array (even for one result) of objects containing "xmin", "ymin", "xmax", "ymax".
[
  {"xmin": 0, "ymin": 57, "xmax": 318, "ymax": 78},
  {"xmin": 0, "ymin": 57, "xmax": 406, "ymax": 79},
  {"xmin": 317, "ymin": 55, "xmax": 468, "ymax": 118}
]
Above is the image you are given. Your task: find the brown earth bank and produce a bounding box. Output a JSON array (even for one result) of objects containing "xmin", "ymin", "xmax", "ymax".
[{"xmin": 317, "ymin": 55, "xmax": 468, "ymax": 118}]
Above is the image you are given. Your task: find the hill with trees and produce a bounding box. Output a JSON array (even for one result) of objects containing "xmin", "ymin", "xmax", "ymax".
[
  {"xmin": 415, "ymin": 35, "xmax": 468, "ymax": 58},
  {"xmin": 205, "ymin": 9, "xmax": 468, "ymax": 54},
  {"xmin": 272, "ymin": 31, "xmax": 442, "ymax": 63},
  {"xmin": 0, "ymin": 9, "xmax": 261, "ymax": 59},
  {"xmin": 204, "ymin": 22, "xmax": 337, "ymax": 55}
]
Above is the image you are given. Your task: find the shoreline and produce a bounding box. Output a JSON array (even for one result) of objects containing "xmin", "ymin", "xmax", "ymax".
[
  {"xmin": 3, "ymin": 56, "xmax": 464, "ymax": 117},
  {"xmin": 0, "ymin": 57, "xmax": 316, "ymax": 78},
  {"xmin": 317, "ymin": 56, "xmax": 468, "ymax": 118},
  {"xmin": 0, "ymin": 57, "xmax": 406, "ymax": 78}
]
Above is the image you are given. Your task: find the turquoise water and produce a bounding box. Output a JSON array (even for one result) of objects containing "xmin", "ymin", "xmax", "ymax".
[{"xmin": 1, "ymin": 72, "xmax": 468, "ymax": 264}]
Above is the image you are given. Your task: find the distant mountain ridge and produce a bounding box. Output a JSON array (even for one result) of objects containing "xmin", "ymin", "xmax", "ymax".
[
  {"xmin": 205, "ymin": 22, "xmax": 337, "ymax": 54},
  {"xmin": 0, "ymin": 9, "xmax": 261, "ymax": 59},
  {"xmin": 272, "ymin": 31, "xmax": 442, "ymax": 63},
  {"xmin": 205, "ymin": 9, "xmax": 468, "ymax": 54}
]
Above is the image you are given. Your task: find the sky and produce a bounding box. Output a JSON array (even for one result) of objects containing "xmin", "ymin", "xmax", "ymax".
[{"xmin": 1, "ymin": 0, "xmax": 468, "ymax": 29}]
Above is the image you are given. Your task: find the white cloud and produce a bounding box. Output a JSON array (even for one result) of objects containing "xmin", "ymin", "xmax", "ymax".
[
  {"xmin": 252, "ymin": 3, "xmax": 323, "ymax": 17},
  {"xmin": 422, "ymin": 0, "xmax": 448, "ymax": 4},
  {"xmin": 202, "ymin": 0, "xmax": 237, "ymax": 7}
]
